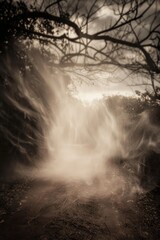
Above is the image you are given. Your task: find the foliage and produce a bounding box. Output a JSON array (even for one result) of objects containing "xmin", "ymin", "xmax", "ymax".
[
  {"xmin": 136, "ymin": 87, "xmax": 160, "ymax": 104},
  {"xmin": 105, "ymin": 94, "xmax": 160, "ymax": 118}
]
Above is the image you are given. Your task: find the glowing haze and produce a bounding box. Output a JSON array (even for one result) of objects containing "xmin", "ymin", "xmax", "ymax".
[
  {"xmin": 19, "ymin": 62, "xmax": 141, "ymax": 199},
  {"xmin": 10, "ymin": 55, "xmax": 159, "ymax": 198}
]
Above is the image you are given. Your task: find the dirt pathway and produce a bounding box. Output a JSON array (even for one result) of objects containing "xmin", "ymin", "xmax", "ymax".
[{"xmin": 0, "ymin": 180, "xmax": 160, "ymax": 240}]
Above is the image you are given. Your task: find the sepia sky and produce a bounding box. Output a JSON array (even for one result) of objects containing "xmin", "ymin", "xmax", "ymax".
[{"xmin": 22, "ymin": 0, "xmax": 160, "ymax": 101}]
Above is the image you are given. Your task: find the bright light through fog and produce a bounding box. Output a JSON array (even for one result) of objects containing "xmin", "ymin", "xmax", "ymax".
[{"xmin": 67, "ymin": 68, "xmax": 145, "ymax": 104}]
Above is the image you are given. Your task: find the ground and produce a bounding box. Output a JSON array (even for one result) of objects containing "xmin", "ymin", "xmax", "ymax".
[{"xmin": 0, "ymin": 179, "xmax": 160, "ymax": 240}]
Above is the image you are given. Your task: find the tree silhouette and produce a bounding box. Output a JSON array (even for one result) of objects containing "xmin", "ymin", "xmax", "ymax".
[{"xmin": 0, "ymin": 0, "xmax": 160, "ymax": 96}]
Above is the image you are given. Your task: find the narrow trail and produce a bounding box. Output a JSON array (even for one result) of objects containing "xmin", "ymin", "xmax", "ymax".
[{"xmin": 0, "ymin": 180, "xmax": 160, "ymax": 240}]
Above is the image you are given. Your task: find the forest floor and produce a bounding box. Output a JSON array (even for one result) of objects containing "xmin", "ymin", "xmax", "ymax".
[{"xmin": 0, "ymin": 179, "xmax": 160, "ymax": 240}]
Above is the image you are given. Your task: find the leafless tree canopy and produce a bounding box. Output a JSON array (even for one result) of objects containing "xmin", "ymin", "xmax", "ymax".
[{"xmin": 0, "ymin": 0, "xmax": 160, "ymax": 93}]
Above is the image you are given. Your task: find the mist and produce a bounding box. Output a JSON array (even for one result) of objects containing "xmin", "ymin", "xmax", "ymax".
[
  {"xmin": 0, "ymin": 47, "xmax": 159, "ymax": 198},
  {"xmin": 1, "ymin": 0, "xmax": 160, "ymax": 238},
  {"xmin": 1, "ymin": 43, "xmax": 160, "ymax": 240}
]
